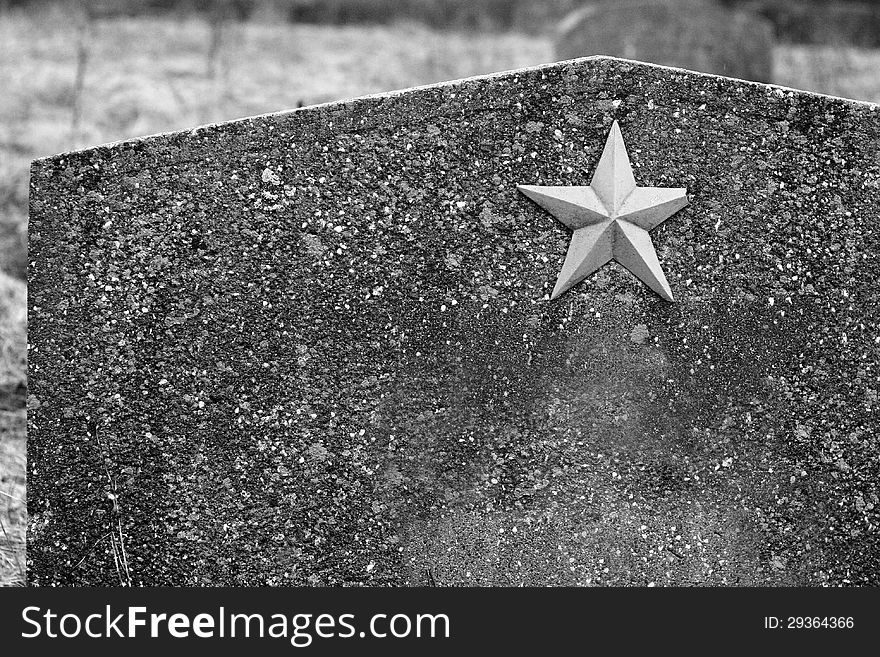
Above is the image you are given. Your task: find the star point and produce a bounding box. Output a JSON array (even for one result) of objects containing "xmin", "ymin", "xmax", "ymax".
[
  {"xmin": 519, "ymin": 122, "xmax": 688, "ymax": 302},
  {"xmin": 590, "ymin": 120, "xmax": 636, "ymax": 209}
]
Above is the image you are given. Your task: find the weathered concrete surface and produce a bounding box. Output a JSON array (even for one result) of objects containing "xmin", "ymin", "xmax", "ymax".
[
  {"xmin": 556, "ymin": 0, "xmax": 775, "ymax": 83},
  {"xmin": 29, "ymin": 57, "xmax": 880, "ymax": 586}
]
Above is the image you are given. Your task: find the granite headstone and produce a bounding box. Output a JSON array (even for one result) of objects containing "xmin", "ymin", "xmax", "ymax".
[{"xmin": 29, "ymin": 56, "xmax": 880, "ymax": 585}]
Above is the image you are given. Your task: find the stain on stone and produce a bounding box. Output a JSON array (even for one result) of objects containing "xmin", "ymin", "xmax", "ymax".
[{"xmin": 630, "ymin": 324, "xmax": 650, "ymax": 344}]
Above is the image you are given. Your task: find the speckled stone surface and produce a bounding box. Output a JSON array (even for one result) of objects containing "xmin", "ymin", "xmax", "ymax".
[{"xmin": 29, "ymin": 57, "xmax": 880, "ymax": 586}]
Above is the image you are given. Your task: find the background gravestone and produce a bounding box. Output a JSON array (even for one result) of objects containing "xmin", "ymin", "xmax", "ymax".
[
  {"xmin": 29, "ymin": 56, "xmax": 880, "ymax": 586},
  {"xmin": 556, "ymin": 0, "xmax": 775, "ymax": 83},
  {"xmin": 736, "ymin": 0, "xmax": 880, "ymax": 48}
]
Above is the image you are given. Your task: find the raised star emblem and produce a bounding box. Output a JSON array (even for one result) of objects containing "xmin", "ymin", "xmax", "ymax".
[{"xmin": 519, "ymin": 120, "xmax": 688, "ymax": 301}]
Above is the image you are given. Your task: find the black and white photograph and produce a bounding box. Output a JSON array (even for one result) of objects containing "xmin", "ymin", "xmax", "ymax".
[{"xmin": 1, "ymin": 0, "xmax": 879, "ymax": 650}]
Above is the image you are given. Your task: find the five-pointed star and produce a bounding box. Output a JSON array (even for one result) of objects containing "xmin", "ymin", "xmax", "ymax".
[{"xmin": 518, "ymin": 120, "xmax": 688, "ymax": 301}]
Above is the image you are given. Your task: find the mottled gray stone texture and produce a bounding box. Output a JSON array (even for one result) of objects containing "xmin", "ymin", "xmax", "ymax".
[
  {"xmin": 29, "ymin": 57, "xmax": 880, "ymax": 586},
  {"xmin": 556, "ymin": 0, "xmax": 775, "ymax": 83}
]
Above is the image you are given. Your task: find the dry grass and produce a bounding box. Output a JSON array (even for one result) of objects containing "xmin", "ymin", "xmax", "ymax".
[
  {"xmin": 0, "ymin": 7, "xmax": 878, "ymax": 586},
  {"xmin": 0, "ymin": 271, "xmax": 25, "ymax": 587},
  {"xmin": 0, "ymin": 409, "xmax": 26, "ymax": 587}
]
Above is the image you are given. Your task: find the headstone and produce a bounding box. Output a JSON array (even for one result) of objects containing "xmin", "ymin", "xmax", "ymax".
[
  {"xmin": 556, "ymin": 0, "xmax": 775, "ymax": 83},
  {"xmin": 736, "ymin": 0, "xmax": 880, "ymax": 48},
  {"xmin": 29, "ymin": 56, "xmax": 880, "ymax": 586}
]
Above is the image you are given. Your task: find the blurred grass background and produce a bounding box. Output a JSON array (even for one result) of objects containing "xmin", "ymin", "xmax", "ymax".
[{"xmin": 2, "ymin": 0, "xmax": 879, "ymax": 586}]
